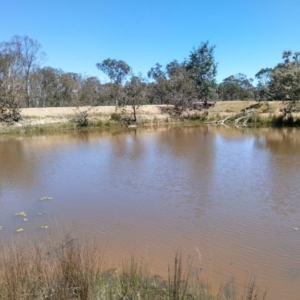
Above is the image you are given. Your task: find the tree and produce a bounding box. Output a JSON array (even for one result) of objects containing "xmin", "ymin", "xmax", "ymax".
[
  {"xmin": 96, "ymin": 59, "xmax": 131, "ymax": 106},
  {"xmin": 0, "ymin": 51, "xmax": 24, "ymax": 107},
  {"xmin": 166, "ymin": 60, "xmax": 197, "ymax": 110},
  {"xmin": 186, "ymin": 41, "xmax": 218, "ymax": 105},
  {"xmin": 147, "ymin": 60, "xmax": 197, "ymax": 109},
  {"xmin": 218, "ymin": 73, "xmax": 254, "ymax": 100},
  {"xmin": 147, "ymin": 63, "xmax": 166, "ymax": 81},
  {"xmin": 0, "ymin": 35, "xmax": 46, "ymax": 107},
  {"xmin": 147, "ymin": 63, "xmax": 170, "ymax": 104},
  {"xmin": 96, "ymin": 59, "xmax": 131, "ymax": 84},
  {"xmin": 269, "ymin": 51, "xmax": 300, "ymax": 102},
  {"xmin": 80, "ymin": 76, "xmax": 101, "ymax": 105},
  {"xmin": 0, "ymin": 52, "xmax": 22, "ymax": 122},
  {"xmin": 255, "ymin": 68, "xmax": 272, "ymax": 101},
  {"xmin": 59, "ymin": 72, "xmax": 82, "ymax": 106},
  {"xmin": 28, "ymin": 67, "xmax": 61, "ymax": 107},
  {"xmin": 122, "ymin": 74, "xmax": 147, "ymax": 122}
]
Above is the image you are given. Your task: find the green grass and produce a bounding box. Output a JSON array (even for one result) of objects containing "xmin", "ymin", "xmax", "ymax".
[
  {"xmin": 0, "ymin": 233, "xmax": 267, "ymax": 300},
  {"xmin": 248, "ymin": 114, "xmax": 300, "ymax": 128}
]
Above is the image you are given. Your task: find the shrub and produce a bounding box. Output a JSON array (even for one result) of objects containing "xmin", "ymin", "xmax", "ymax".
[
  {"xmin": 72, "ymin": 107, "xmax": 90, "ymax": 127},
  {"xmin": 110, "ymin": 112, "xmax": 122, "ymax": 121}
]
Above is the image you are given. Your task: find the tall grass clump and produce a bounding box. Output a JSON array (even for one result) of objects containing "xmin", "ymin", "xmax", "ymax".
[
  {"xmin": 248, "ymin": 114, "xmax": 300, "ymax": 128},
  {"xmin": 182, "ymin": 112, "xmax": 206, "ymax": 122},
  {"xmin": 0, "ymin": 234, "xmax": 267, "ymax": 300},
  {"xmin": 268, "ymin": 114, "xmax": 300, "ymax": 127},
  {"xmin": 166, "ymin": 253, "xmax": 191, "ymax": 300},
  {"xmin": 100, "ymin": 257, "xmax": 159, "ymax": 299},
  {"xmin": 0, "ymin": 234, "xmax": 102, "ymax": 300},
  {"xmin": 248, "ymin": 115, "xmax": 272, "ymax": 127}
]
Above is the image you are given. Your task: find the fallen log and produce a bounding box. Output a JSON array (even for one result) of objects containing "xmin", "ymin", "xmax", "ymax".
[
  {"xmin": 127, "ymin": 124, "xmax": 137, "ymax": 129},
  {"xmin": 234, "ymin": 108, "xmax": 255, "ymax": 126},
  {"xmin": 205, "ymin": 115, "xmax": 231, "ymax": 125},
  {"xmin": 234, "ymin": 115, "xmax": 250, "ymax": 125}
]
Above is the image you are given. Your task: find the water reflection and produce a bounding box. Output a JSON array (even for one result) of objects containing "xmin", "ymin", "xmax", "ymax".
[
  {"xmin": 255, "ymin": 127, "xmax": 300, "ymax": 155},
  {"xmin": 0, "ymin": 137, "xmax": 38, "ymax": 190},
  {"xmin": 253, "ymin": 128, "xmax": 300, "ymax": 215},
  {"xmin": 0, "ymin": 126, "xmax": 300, "ymax": 300},
  {"xmin": 110, "ymin": 129, "xmax": 144, "ymax": 159},
  {"xmin": 76, "ymin": 130, "xmax": 90, "ymax": 142}
]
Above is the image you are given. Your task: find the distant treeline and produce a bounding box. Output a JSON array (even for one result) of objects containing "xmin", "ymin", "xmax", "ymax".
[{"xmin": 0, "ymin": 35, "xmax": 300, "ymax": 109}]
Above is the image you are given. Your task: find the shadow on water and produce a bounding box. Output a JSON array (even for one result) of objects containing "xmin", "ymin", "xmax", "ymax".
[{"xmin": 0, "ymin": 137, "xmax": 38, "ymax": 190}]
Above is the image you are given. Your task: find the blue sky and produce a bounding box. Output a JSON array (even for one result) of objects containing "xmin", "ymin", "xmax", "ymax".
[{"xmin": 1, "ymin": 0, "xmax": 300, "ymax": 83}]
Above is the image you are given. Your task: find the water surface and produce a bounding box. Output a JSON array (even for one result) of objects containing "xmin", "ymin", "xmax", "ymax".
[{"xmin": 1, "ymin": 126, "xmax": 300, "ymax": 299}]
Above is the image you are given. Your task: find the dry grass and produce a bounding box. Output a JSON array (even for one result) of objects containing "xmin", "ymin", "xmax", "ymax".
[
  {"xmin": 0, "ymin": 233, "xmax": 102, "ymax": 300},
  {"xmin": 0, "ymin": 233, "xmax": 267, "ymax": 300},
  {"xmin": 2, "ymin": 102, "xmax": 300, "ymax": 135}
]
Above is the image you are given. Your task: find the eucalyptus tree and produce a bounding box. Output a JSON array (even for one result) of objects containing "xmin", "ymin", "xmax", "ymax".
[
  {"xmin": 123, "ymin": 74, "xmax": 147, "ymax": 122},
  {"xmin": 148, "ymin": 60, "xmax": 197, "ymax": 109},
  {"xmin": 0, "ymin": 50, "xmax": 25, "ymax": 107},
  {"xmin": 218, "ymin": 73, "xmax": 254, "ymax": 100},
  {"xmin": 147, "ymin": 63, "xmax": 166, "ymax": 81},
  {"xmin": 0, "ymin": 35, "xmax": 46, "ymax": 107},
  {"xmin": 29, "ymin": 68, "xmax": 84, "ymax": 107},
  {"xmin": 29, "ymin": 67, "xmax": 61, "ymax": 107},
  {"xmin": 269, "ymin": 51, "xmax": 300, "ymax": 102},
  {"xmin": 166, "ymin": 60, "xmax": 197, "ymax": 110},
  {"xmin": 218, "ymin": 76, "xmax": 238, "ymax": 100},
  {"xmin": 255, "ymin": 68, "xmax": 272, "ymax": 101},
  {"xmin": 186, "ymin": 41, "xmax": 218, "ymax": 105},
  {"xmin": 96, "ymin": 58, "xmax": 131, "ymax": 106},
  {"xmin": 58, "ymin": 72, "xmax": 82, "ymax": 106},
  {"xmin": 147, "ymin": 63, "xmax": 170, "ymax": 104},
  {"xmin": 0, "ymin": 53, "xmax": 16, "ymax": 100},
  {"xmin": 80, "ymin": 76, "xmax": 102, "ymax": 105}
]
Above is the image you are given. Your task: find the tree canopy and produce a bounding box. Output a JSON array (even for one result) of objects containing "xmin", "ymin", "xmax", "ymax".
[
  {"xmin": 2, "ymin": 34, "xmax": 300, "ymax": 112},
  {"xmin": 186, "ymin": 41, "xmax": 218, "ymax": 102},
  {"xmin": 269, "ymin": 51, "xmax": 300, "ymax": 101},
  {"xmin": 96, "ymin": 59, "xmax": 131, "ymax": 84}
]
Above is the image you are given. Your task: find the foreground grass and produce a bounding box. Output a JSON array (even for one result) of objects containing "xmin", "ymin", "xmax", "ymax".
[{"xmin": 0, "ymin": 234, "xmax": 266, "ymax": 300}]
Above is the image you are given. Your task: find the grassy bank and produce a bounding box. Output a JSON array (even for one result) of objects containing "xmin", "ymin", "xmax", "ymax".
[
  {"xmin": 1, "ymin": 113, "xmax": 300, "ymax": 136},
  {"xmin": 0, "ymin": 113, "xmax": 206, "ymax": 135},
  {"xmin": 0, "ymin": 233, "xmax": 266, "ymax": 300},
  {"xmin": 0, "ymin": 119, "xmax": 123, "ymax": 135},
  {"xmin": 204, "ymin": 113, "xmax": 300, "ymax": 128},
  {"xmin": 1, "ymin": 102, "xmax": 300, "ymax": 135}
]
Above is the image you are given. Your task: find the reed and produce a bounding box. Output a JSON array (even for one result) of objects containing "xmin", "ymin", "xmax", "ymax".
[
  {"xmin": 248, "ymin": 114, "xmax": 300, "ymax": 127},
  {"xmin": 0, "ymin": 234, "xmax": 102, "ymax": 300},
  {"xmin": 0, "ymin": 233, "xmax": 267, "ymax": 300}
]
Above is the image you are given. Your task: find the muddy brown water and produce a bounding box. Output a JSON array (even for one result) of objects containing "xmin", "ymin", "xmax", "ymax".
[{"xmin": 1, "ymin": 126, "xmax": 300, "ymax": 299}]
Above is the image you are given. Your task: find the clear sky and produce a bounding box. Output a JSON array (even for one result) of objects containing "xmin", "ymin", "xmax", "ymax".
[{"xmin": 1, "ymin": 0, "xmax": 300, "ymax": 83}]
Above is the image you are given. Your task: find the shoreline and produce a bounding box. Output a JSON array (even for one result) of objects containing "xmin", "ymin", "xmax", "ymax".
[
  {"xmin": 0, "ymin": 231, "xmax": 266, "ymax": 300},
  {"xmin": 1, "ymin": 101, "xmax": 300, "ymax": 135}
]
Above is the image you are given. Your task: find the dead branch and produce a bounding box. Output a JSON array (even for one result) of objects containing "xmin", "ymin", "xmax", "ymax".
[
  {"xmin": 234, "ymin": 108, "xmax": 255, "ymax": 126},
  {"xmin": 234, "ymin": 115, "xmax": 250, "ymax": 125},
  {"xmin": 0, "ymin": 102, "xmax": 22, "ymax": 124},
  {"xmin": 127, "ymin": 124, "xmax": 137, "ymax": 129},
  {"xmin": 241, "ymin": 108, "xmax": 255, "ymax": 115},
  {"xmin": 205, "ymin": 115, "xmax": 231, "ymax": 125}
]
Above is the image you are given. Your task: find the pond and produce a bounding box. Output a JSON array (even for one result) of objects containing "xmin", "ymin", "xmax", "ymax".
[{"xmin": 1, "ymin": 126, "xmax": 300, "ymax": 299}]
